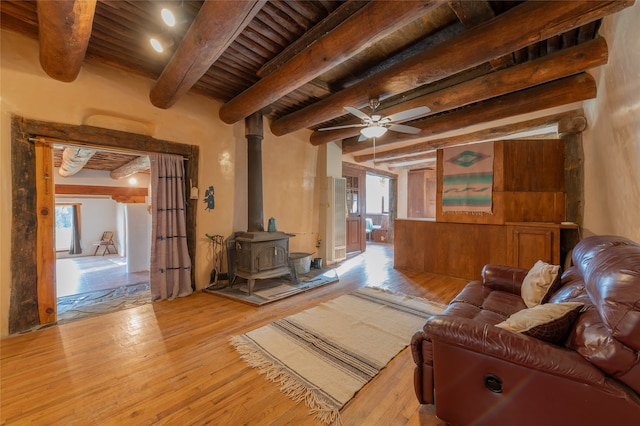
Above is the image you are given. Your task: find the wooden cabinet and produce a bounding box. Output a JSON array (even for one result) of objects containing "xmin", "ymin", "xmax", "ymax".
[
  {"xmin": 395, "ymin": 139, "xmax": 576, "ymax": 280},
  {"xmin": 395, "ymin": 220, "xmax": 578, "ymax": 281},
  {"xmin": 506, "ymin": 222, "xmax": 579, "ymax": 269},
  {"xmin": 506, "ymin": 223, "xmax": 560, "ymax": 269},
  {"xmin": 372, "ymin": 228, "xmax": 388, "ymax": 243}
]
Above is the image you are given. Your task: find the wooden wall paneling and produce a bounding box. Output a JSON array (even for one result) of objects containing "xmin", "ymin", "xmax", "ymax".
[
  {"xmin": 407, "ymin": 170, "xmax": 426, "ymax": 218},
  {"xmin": 502, "ymin": 139, "xmax": 564, "ymax": 191},
  {"xmin": 394, "ymin": 219, "xmax": 435, "ymax": 271},
  {"xmin": 435, "ymin": 223, "xmax": 507, "ymax": 280},
  {"xmin": 437, "ymin": 140, "xmax": 565, "ymax": 224},
  {"xmin": 394, "ymin": 220, "xmax": 507, "ymax": 281},
  {"xmin": 425, "ymin": 172, "xmax": 437, "ymax": 218},
  {"xmin": 502, "ymin": 192, "xmax": 566, "ymax": 223}
]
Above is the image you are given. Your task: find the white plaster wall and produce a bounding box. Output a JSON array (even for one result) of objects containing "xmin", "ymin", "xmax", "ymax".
[
  {"xmin": 125, "ymin": 204, "xmax": 151, "ymax": 273},
  {"xmin": 396, "ymin": 169, "xmax": 408, "ymax": 218},
  {"xmin": 1, "ymin": 29, "xmax": 323, "ymax": 337},
  {"xmin": 583, "ymin": 3, "xmax": 640, "ymax": 241},
  {"xmin": 55, "ymin": 197, "xmax": 119, "ymax": 257}
]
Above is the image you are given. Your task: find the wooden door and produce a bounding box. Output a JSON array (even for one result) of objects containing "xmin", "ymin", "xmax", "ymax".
[{"xmin": 344, "ymin": 168, "xmax": 365, "ymax": 253}]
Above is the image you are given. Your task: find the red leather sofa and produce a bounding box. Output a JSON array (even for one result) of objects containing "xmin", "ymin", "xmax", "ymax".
[{"xmin": 411, "ymin": 235, "xmax": 640, "ymax": 425}]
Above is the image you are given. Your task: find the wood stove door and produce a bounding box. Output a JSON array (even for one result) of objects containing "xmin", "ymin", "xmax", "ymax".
[{"xmin": 256, "ymin": 244, "xmax": 287, "ymax": 271}]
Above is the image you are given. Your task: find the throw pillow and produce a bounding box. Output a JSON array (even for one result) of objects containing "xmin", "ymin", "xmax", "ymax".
[
  {"xmin": 495, "ymin": 302, "xmax": 584, "ymax": 345},
  {"xmin": 521, "ymin": 260, "xmax": 561, "ymax": 308}
]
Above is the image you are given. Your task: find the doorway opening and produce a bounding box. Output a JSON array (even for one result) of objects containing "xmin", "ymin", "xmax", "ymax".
[
  {"xmin": 9, "ymin": 115, "xmax": 199, "ymax": 335},
  {"xmin": 365, "ymin": 174, "xmax": 390, "ymax": 244},
  {"xmin": 52, "ymin": 143, "xmax": 152, "ymax": 323}
]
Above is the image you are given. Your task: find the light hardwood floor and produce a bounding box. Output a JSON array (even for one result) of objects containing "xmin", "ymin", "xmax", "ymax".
[{"xmin": 1, "ymin": 243, "xmax": 467, "ymax": 425}]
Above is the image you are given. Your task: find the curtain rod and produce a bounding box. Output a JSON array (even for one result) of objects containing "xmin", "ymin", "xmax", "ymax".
[
  {"xmin": 27, "ymin": 136, "xmax": 149, "ymax": 156},
  {"xmin": 27, "ymin": 136, "xmax": 189, "ymax": 161}
]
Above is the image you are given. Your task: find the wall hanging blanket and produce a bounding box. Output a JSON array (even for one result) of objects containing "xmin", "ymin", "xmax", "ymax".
[{"xmin": 442, "ymin": 142, "xmax": 494, "ymax": 214}]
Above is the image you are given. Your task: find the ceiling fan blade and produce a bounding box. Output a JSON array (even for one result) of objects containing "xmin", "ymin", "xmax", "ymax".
[
  {"xmin": 358, "ymin": 133, "xmax": 368, "ymax": 142},
  {"xmin": 344, "ymin": 106, "xmax": 371, "ymax": 121},
  {"xmin": 318, "ymin": 123, "xmax": 366, "ymax": 131},
  {"xmin": 388, "ymin": 123, "xmax": 421, "ymax": 134},
  {"xmin": 383, "ymin": 106, "xmax": 431, "ymax": 123}
]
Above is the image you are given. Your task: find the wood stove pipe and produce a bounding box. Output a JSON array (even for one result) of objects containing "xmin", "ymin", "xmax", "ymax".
[{"xmin": 245, "ymin": 112, "xmax": 264, "ymax": 232}]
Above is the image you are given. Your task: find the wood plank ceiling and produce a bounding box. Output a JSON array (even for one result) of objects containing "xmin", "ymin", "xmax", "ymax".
[{"xmin": 1, "ymin": 0, "xmax": 634, "ymax": 171}]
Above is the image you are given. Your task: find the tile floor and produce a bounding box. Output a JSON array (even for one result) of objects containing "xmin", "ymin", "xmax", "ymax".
[
  {"xmin": 56, "ymin": 255, "xmax": 150, "ymax": 322},
  {"xmin": 56, "ymin": 255, "xmax": 149, "ymax": 297}
]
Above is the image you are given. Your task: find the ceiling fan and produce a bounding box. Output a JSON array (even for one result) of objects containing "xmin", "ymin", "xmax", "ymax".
[{"xmin": 318, "ymin": 98, "xmax": 430, "ymax": 141}]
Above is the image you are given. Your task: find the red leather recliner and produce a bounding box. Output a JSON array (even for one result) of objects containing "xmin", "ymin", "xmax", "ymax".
[{"xmin": 411, "ymin": 235, "xmax": 640, "ymax": 425}]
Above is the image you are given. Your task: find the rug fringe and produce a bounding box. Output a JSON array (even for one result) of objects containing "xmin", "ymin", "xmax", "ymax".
[{"xmin": 229, "ymin": 335, "xmax": 343, "ymax": 425}]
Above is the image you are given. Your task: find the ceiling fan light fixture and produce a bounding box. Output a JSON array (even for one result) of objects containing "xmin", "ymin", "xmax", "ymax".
[{"xmin": 361, "ymin": 125, "xmax": 387, "ymax": 139}]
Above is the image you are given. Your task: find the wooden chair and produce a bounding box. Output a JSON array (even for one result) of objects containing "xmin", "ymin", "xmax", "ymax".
[{"xmin": 92, "ymin": 231, "xmax": 117, "ymax": 256}]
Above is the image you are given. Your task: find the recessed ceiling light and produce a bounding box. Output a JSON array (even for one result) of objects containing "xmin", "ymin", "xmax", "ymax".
[
  {"xmin": 161, "ymin": 8, "xmax": 176, "ymax": 27},
  {"xmin": 149, "ymin": 37, "xmax": 164, "ymax": 53},
  {"xmin": 128, "ymin": 177, "xmax": 138, "ymax": 185}
]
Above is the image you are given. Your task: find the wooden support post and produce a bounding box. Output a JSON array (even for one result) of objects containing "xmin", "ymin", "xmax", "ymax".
[{"xmin": 35, "ymin": 141, "xmax": 56, "ymax": 325}]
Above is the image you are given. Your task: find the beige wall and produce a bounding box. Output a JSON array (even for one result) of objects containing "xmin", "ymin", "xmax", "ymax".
[
  {"xmin": 583, "ymin": 3, "xmax": 640, "ymax": 242},
  {"xmin": 0, "ymin": 30, "xmax": 321, "ymax": 338}
]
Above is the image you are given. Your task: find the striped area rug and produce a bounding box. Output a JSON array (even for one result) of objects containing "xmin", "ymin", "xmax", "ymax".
[{"xmin": 230, "ymin": 287, "xmax": 446, "ymax": 424}]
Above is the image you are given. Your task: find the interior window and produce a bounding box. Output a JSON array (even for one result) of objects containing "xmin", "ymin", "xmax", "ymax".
[
  {"xmin": 55, "ymin": 204, "xmax": 80, "ymax": 252},
  {"xmin": 366, "ymin": 175, "xmax": 389, "ymax": 214}
]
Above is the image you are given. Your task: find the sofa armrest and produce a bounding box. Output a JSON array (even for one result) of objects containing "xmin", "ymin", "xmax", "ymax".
[
  {"xmin": 410, "ymin": 330, "xmax": 430, "ymax": 365},
  {"xmin": 424, "ymin": 315, "xmax": 607, "ymax": 384},
  {"xmin": 481, "ymin": 264, "xmax": 529, "ymax": 295}
]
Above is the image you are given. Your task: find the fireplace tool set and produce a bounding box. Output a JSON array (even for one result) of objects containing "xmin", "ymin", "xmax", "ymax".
[{"xmin": 205, "ymin": 234, "xmax": 227, "ymax": 290}]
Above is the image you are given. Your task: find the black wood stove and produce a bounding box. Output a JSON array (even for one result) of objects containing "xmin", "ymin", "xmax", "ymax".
[{"xmin": 230, "ymin": 112, "xmax": 296, "ymax": 295}]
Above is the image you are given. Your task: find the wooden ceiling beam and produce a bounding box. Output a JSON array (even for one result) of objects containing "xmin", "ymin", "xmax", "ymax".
[
  {"xmin": 310, "ymin": 36, "xmax": 607, "ymax": 145},
  {"xmin": 273, "ymin": 0, "xmax": 631, "ymax": 136},
  {"xmin": 447, "ymin": 0, "xmax": 514, "ymax": 70},
  {"xmin": 376, "ymin": 151, "xmax": 437, "ymax": 167},
  {"xmin": 353, "ymin": 109, "xmax": 584, "ymax": 163},
  {"xmin": 57, "ymin": 147, "xmax": 96, "ymax": 177},
  {"xmin": 55, "ymin": 184, "xmax": 147, "ymax": 204},
  {"xmin": 110, "ymin": 156, "xmax": 150, "ymax": 180},
  {"xmin": 256, "ymin": 0, "xmax": 368, "ymax": 78},
  {"xmin": 36, "ymin": 0, "xmax": 96, "ymax": 82},
  {"xmin": 149, "ymin": 0, "xmax": 266, "ymax": 109},
  {"xmin": 219, "ymin": 0, "xmax": 440, "ymax": 124},
  {"xmin": 343, "ymin": 73, "xmax": 596, "ymax": 154}
]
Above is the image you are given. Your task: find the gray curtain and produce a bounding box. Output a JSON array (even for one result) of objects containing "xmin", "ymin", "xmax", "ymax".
[
  {"xmin": 69, "ymin": 205, "xmax": 82, "ymax": 255},
  {"xmin": 150, "ymin": 153, "xmax": 193, "ymax": 301}
]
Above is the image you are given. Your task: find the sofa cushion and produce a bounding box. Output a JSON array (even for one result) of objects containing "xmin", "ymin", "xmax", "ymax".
[
  {"xmin": 496, "ymin": 302, "xmax": 584, "ymax": 344},
  {"xmin": 446, "ymin": 280, "xmax": 526, "ymax": 324},
  {"xmin": 521, "ymin": 260, "xmax": 561, "ymax": 308},
  {"xmin": 583, "ymin": 243, "xmax": 640, "ymax": 351}
]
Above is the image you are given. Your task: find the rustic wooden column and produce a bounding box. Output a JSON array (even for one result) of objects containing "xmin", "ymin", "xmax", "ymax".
[
  {"xmin": 246, "ymin": 112, "xmax": 264, "ymax": 232},
  {"xmin": 559, "ymin": 115, "xmax": 587, "ymax": 226}
]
